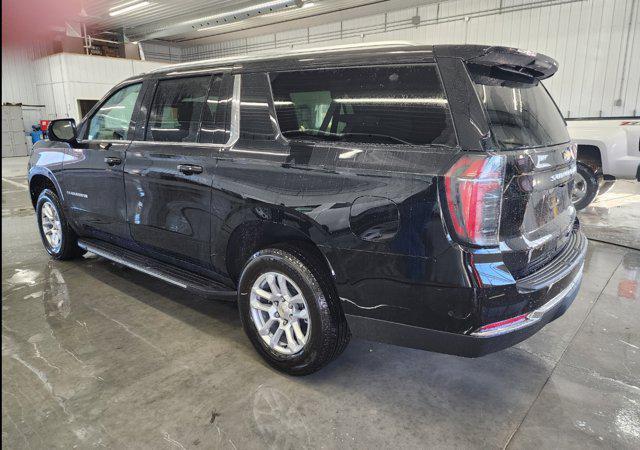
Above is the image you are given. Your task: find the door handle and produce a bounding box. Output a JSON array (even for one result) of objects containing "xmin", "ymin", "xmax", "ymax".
[
  {"xmin": 178, "ymin": 164, "xmax": 203, "ymax": 175},
  {"xmin": 99, "ymin": 142, "xmax": 113, "ymax": 150},
  {"xmin": 104, "ymin": 156, "xmax": 122, "ymax": 166}
]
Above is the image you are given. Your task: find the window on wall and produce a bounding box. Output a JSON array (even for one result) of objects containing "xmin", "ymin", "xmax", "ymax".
[
  {"xmin": 270, "ymin": 65, "xmax": 456, "ymax": 147},
  {"xmin": 146, "ymin": 76, "xmax": 211, "ymax": 143},
  {"xmin": 87, "ymin": 83, "xmax": 141, "ymax": 141},
  {"xmin": 199, "ymin": 75, "xmax": 227, "ymax": 144}
]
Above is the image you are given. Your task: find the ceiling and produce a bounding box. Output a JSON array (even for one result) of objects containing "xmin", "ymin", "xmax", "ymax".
[{"xmin": 78, "ymin": 0, "xmax": 431, "ymax": 45}]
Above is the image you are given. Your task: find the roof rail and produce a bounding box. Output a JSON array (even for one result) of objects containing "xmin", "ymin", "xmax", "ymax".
[{"xmin": 150, "ymin": 40, "xmax": 422, "ymax": 73}]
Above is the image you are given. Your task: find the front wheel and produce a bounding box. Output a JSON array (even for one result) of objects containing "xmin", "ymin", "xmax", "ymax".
[
  {"xmin": 36, "ymin": 189, "xmax": 85, "ymax": 260},
  {"xmin": 572, "ymin": 162, "xmax": 600, "ymax": 210},
  {"xmin": 238, "ymin": 246, "xmax": 350, "ymax": 375}
]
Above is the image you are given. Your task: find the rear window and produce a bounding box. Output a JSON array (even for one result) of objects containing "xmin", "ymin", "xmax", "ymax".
[
  {"xmin": 468, "ymin": 64, "xmax": 569, "ymax": 149},
  {"xmin": 270, "ymin": 65, "xmax": 456, "ymax": 147}
]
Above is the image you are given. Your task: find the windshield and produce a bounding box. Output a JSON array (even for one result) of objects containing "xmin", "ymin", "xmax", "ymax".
[{"xmin": 468, "ymin": 65, "xmax": 569, "ymax": 149}]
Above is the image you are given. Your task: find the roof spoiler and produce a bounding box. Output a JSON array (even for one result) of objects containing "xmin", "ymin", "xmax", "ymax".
[{"xmin": 435, "ymin": 45, "xmax": 558, "ymax": 80}]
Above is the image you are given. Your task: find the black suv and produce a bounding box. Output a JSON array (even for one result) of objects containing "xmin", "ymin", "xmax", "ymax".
[{"xmin": 29, "ymin": 43, "xmax": 587, "ymax": 375}]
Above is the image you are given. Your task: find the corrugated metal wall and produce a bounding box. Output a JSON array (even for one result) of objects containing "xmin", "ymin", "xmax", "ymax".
[
  {"xmin": 181, "ymin": 0, "xmax": 640, "ymax": 118},
  {"xmin": 1, "ymin": 43, "xmax": 53, "ymax": 105},
  {"xmin": 140, "ymin": 42, "xmax": 183, "ymax": 63}
]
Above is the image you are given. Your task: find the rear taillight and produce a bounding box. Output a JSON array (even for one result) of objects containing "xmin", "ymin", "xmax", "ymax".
[{"xmin": 443, "ymin": 154, "xmax": 506, "ymax": 247}]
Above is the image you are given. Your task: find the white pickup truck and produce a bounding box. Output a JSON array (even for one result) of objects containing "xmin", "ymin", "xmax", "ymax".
[{"xmin": 567, "ymin": 118, "xmax": 640, "ymax": 209}]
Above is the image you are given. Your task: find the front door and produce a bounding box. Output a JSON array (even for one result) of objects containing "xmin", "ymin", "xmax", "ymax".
[
  {"xmin": 124, "ymin": 73, "xmax": 229, "ymax": 268},
  {"xmin": 61, "ymin": 82, "xmax": 143, "ymax": 243}
]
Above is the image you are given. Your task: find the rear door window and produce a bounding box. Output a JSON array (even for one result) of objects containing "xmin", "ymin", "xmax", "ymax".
[
  {"xmin": 146, "ymin": 76, "xmax": 211, "ymax": 143},
  {"xmin": 468, "ymin": 64, "xmax": 569, "ymax": 149},
  {"xmin": 198, "ymin": 75, "xmax": 227, "ymax": 144},
  {"xmin": 270, "ymin": 65, "xmax": 456, "ymax": 147}
]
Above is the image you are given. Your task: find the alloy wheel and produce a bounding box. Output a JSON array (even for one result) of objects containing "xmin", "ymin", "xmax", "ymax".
[
  {"xmin": 41, "ymin": 201, "xmax": 62, "ymax": 253},
  {"xmin": 572, "ymin": 171, "xmax": 588, "ymax": 204},
  {"xmin": 249, "ymin": 271, "xmax": 311, "ymax": 355}
]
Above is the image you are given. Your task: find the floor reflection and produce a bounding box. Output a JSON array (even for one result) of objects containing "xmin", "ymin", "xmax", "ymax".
[
  {"xmin": 252, "ymin": 385, "xmax": 312, "ymax": 449},
  {"xmin": 579, "ymin": 180, "xmax": 640, "ymax": 249},
  {"xmin": 619, "ymin": 252, "xmax": 640, "ymax": 300}
]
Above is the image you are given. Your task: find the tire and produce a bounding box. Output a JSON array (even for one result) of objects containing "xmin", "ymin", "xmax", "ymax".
[
  {"xmin": 36, "ymin": 189, "xmax": 85, "ymax": 260},
  {"xmin": 238, "ymin": 245, "xmax": 350, "ymax": 375},
  {"xmin": 572, "ymin": 162, "xmax": 600, "ymax": 210},
  {"xmin": 598, "ymin": 180, "xmax": 615, "ymax": 197}
]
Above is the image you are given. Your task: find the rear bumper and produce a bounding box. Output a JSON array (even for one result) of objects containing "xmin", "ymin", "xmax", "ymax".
[{"xmin": 346, "ymin": 266, "xmax": 582, "ymax": 357}]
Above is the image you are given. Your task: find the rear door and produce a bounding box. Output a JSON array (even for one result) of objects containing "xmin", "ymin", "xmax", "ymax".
[
  {"xmin": 61, "ymin": 82, "xmax": 143, "ymax": 242},
  {"xmin": 123, "ymin": 73, "xmax": 230, "ymax": 268}
]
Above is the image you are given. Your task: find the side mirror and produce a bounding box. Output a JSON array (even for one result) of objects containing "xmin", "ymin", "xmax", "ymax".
[{"xmin": 48, "ymin": 118, "xmax": 77, "ymax": 143}]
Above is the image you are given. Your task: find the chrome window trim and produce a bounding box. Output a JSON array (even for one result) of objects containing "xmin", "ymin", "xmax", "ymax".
[
  {"xmin": 228, "ymin": 73, "xmax": 241, "ymax": 149},
  {"xmin": 76, "ymin": 139, "xmax": 133, "ymax": 145},
  {"xmin": 130, "ymin": 74, "xmax": 241, "ymax": 150}
]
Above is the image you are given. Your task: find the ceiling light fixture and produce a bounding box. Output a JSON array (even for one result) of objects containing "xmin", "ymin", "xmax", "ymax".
[
  {"xmin": 109, "ymin": 1, "xmax": 150, "ymax": 17},
  {"xmin": 109, "ymin": 0, "xmax": 142, "ymax": 11}
]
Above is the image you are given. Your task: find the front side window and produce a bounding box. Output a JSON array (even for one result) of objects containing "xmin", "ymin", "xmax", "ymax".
[
  {"xmin": 87, "ymin": 83, "xmax": 141, "ymax": 141},
  {"xmin": 468, "ymin": 64, "xmax": 569, "ymax": 149},
  {"xmin": 270, "ymin": 65, "xmax": 456, "ymax": 147},
  {"xmin": 146, "ymin": 76, "xmax": 211, "ymax": 143}
]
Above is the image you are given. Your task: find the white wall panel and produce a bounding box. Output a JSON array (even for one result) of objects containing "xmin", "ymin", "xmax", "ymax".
[
  {"xmin": 181, "ymin": 0, "xmax": 639, "ymax": 118},
  {"xmin": 275, "ymin": 29, "xmax": 308, "ymax": 48},
  {"xmin": 1, "ymin": 43, "xmax": 51, "ymax": 105},
  {"xmin": 31, "ymin": 54, "xmax": 166, "ymax": 121}
]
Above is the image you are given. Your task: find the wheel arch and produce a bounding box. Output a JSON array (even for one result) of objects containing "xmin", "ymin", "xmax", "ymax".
[
  {"xmin": 223, "ymin": 219, "xmax": 335, "ymax": 286},
  {"xmin": 576, "ymin": 143, "xmax": 604, "ymax": 175},
  {"xmin": 28, "ymin": 168, "xmax": 63, "ymax": 209}
]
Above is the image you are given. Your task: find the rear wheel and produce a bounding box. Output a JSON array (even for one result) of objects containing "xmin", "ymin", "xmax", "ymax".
[
  {"xmin": 238, "ymin": 246, "xmax": 350, "ymax": 375},
  {"xmin": 572, "ymin": 162, "xmax": 600, "ymax": 210},
  {"xmin": 36, "ymin": 189, "xmax": 85, "ymax": 260}
]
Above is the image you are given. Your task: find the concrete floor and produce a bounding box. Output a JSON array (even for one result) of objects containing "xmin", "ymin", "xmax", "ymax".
[
  {"xmin": 579, "ymin": 180, "xmax": 640, "ymax": 250},
  {"xmin": 2, "ymin": 156, "xmax": 640, "ymax": 449}
]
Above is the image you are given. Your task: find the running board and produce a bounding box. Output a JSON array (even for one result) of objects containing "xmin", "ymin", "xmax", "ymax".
[{"xmin": 78, "ymin": 238, "xmax": 237, "ymax": 301}]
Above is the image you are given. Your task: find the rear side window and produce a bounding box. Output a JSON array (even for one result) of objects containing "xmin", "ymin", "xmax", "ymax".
[
  {"xmin": 146, "ymin": 76, "xmax": 210, "ymax": 143},
  {"xmin": 468, "ymin": 64, "xmax": 569, "ymax": 149},
  {"xmin": 270, "ymin": 65, "xmax": 456, "ymax": 147}
]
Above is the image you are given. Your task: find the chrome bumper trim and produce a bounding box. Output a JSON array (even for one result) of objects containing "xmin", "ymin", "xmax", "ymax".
[{"xmin": 471, "ymin": 264, "xmax": 583, "ymax": 338}]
